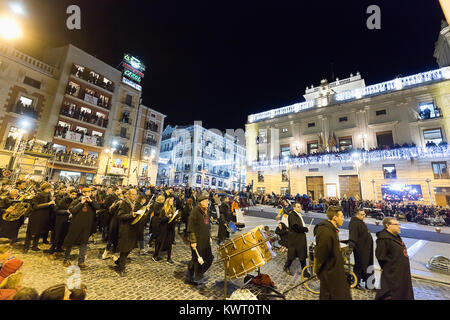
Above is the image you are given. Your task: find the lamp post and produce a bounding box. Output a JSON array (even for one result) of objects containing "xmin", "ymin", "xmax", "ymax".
[
  {"xmin": 287, "ymin": 161, "xmax": 291, "ymax": 196},
  {"xmin": 371, "ymin": 179, "xmax": 376, "ymax": 201},
  {"xmin": 359, "ymin": 133, "xmax": 368, "ymax": 150},
  {"xmin": 104, "ymin": 147, "xmax": 116, "ymax": 182},
  {"xmin": 425, "ymin": 178, "xmax": 433, "ymax": 206}
]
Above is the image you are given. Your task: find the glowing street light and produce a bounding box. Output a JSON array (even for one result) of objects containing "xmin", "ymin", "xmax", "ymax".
[{"xmin": 0, "ymin": 16, "xmax": 23, "ymax": 40}]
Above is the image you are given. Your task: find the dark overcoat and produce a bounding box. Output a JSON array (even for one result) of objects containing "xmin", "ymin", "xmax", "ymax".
[
  {"xmin": 54, "ymin": 195, "xmax": 74, "ymax": 243},
  {"xmin": 149, "ymin": 202, "xmax": 163, "ymax": 239},
  {"xmin": 28, "ymin": 191, "xmax": 54, "ymax": 236},
  {"xmin": 101, "ymin": 193, "xmax": 118, "ymax": 228},
  {"xmin": 375, "ymin": 229, "xmax": 414, "ymax": 300},
  {"xmin": 217, "ymin": 202, "xmax": 231, "ymax": 242},
  {"xmin": 287, "ymin": 210, "xmax": 308, "ymax": 261},
  {"xmin": 117, "ymin": 199, "xmax": 138, "ymax": 253},
  {"xmin": 348, "ymin": 217, "xmax": 374, "ymax": 280},
  {"xmin": 63, "ymin": 199, "xmax": 99, "ymax": 247},
  {"xmin": 314, "ymin": 220, "xmax": 351, "ymax": 300}
]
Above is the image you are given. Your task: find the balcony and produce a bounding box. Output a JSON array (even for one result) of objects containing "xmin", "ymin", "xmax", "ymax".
[
  {"xmin": 142, "ymin": 138, "xmax": 157, "ymax": 146},
  {"xmin": 54, "ymin": 127, "xmax": 104, "ymax": 147},
  {"xmin": 70, "ymin": 64, "xmax": 115, "ymax": 93},
  {"xmin": 145, "ymin": 122, "xmax": 159, "ymax": 132},
  {"xmin": 108, "ymin": 166, "xmax": 127, "ymax": 175},
  {"xmin": 115, "ymin": 132, "xmax": 130, "ymax": 140},
  {"xmin": 122, "ymin": 99, "xmax": 136, "ymax": 108},
  {"xmin": 7, "ymin": 103, "xmax": 38, "ymax": 119},
  {"xmin": 52, "ymin": 150, "xmax": 99, "ymax": 168},
  {"xmin": 119, "ymin": 116, "xmax": 133, "ymax": 125},
  {"xmin": 60, "ymin": 105, "xmax": 108, "ymax": 128},
  {"xmin": 65, "ymin": 86, "xmax": 111, "ymax": 110},
  {"xmin": 418, "ymin": 107, "xmax": 443, "ymax": 121}
]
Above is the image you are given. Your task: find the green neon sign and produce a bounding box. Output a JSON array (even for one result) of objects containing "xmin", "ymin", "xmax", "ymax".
[{"xmin": 124, "ymin": 69, "xmax": 142, "ymax": 83}]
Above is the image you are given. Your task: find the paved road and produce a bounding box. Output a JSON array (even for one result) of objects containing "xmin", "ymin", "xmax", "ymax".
[
  {"xmin": 245, "ymin": 208, "xmax": 450, "ymax": 243},
  {"xmin": 6, "ymin": 220, "xmax": 450, "ymax": 300}
]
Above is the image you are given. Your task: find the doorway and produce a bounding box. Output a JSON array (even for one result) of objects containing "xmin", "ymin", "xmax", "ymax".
[{"xmin": 306, "ymin": 176, "xmax": 324, "ymax": 200}]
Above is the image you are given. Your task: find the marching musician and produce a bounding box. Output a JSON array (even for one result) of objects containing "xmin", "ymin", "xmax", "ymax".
[
  {"xmin": 15, "ymin": 181, "xmax": 26, "ymax": 194},
  {"xmin": 63, "ymin": 187, "xmax": 100, "ymax": 269},
  {"xmin": 115, "ymin": 188, "xmax": 139, "ymax": 277},
  {"xmin": 148, "ymin": 194, "xmax": 165, "ymax": 250},
  {"xmin": 49, "ymin": 189, "xmax": 78, "ymax": 257},
  {"xmin": 217, "ymin": 196, "xmax": 231, "ymax": 245},
  {"xmin": 46, "ymin": 186, "xmax": 67, "ymax": 254},
  {"xmin": 24, "ymin": 182, "xmax": 55, "ymax": 253},
  {"xmin": 135, "ymin": 195, "xmax": 150, "ymax": 255},
  {"xmin": 102, "ymin": 188, "xmax": 123, "ymax": 260},
  {"xmin": 0, "ymin": 189, "xmax": 23, "ymax": 244},
  {"xmin": 284, "ymin": 202, "xmax": 309, "ymax": 276},
  {"xmin": 185, "ymin": 191, "xmax": 214, "ymax": 286},
  {"xmin": 152, "ymin": 194, "xmax": 178, "ymax": 264}
]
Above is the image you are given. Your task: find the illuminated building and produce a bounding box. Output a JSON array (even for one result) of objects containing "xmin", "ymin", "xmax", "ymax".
[{"xmin": 246, "ymin": 66, "xmax": 450, "ymax": 206}]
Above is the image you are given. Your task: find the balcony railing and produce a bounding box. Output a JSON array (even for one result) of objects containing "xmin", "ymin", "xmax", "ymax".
[
  {"xmin": 122, "ymin": 100, "xmax": 135, "ymax": 108},
  {"xmin": 65, "ymin": 86, "xmax": 111, "ymax": 110},
  {"xmin": 54, "ymin": 127, "xmax": 104, "ymax": 147},
  {"xmin": 418, "ymin": 108, "xmax": 443, "ymax": 121},
  {"xmin": 70, "ymin": 64, "xmax": 115, "ymax": 93},
  {"xmin": 116, "ymin": 133, "xmax": 130, "ymax": 140},
  {"xmin": 120, "ymin": 117, "xmax": 132, "ymax": 125},
  {"xmin": 52, "ymin": 150, "xmax": 99, "ymax": 168},
  {"xmin": 145, "ymin": 122, "xmax": 159, "ymax": 132},
  {"xmin": 8, "ymin": 103, "xmax": 38, "ymax": 119},
  {"xmin": 142, "ymin": 138, "xmax": 157, "ymax": 146},
  {"xmin": 60, "ymin": 105, "xmax": 108, "ymax": 128}
]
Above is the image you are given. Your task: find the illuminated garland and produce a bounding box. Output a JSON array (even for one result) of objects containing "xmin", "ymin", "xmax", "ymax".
[{"xmin": 251, "ymin": 146, "xmax": 450, "ymax": 170}]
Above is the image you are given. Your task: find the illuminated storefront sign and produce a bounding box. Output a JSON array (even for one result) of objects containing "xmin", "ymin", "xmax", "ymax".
[
  {"xmin": 123, "ymin": 54, "xmax": 146, "ymax": 73},
  {"xmin": 122, "ymin": 76, "xmax": 142, "ymax": 91},
  {"xmin": 124, "ymin": 69, "xmax": 142, "ymax": 83}
]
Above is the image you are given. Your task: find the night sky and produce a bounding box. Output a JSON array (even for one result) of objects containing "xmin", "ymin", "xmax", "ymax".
[{"xmin": 9, "ymin": 0, "xmax": 446, "ymax": 131}]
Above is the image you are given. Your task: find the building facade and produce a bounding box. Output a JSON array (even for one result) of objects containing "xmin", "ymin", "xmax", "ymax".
[
  {"xmin": 0, "ymin": 42, "xmax": 164, "ymax": 186},
  {"xmin": 246, "ymin": 67, "xmax": 450, "ymax": 207},
  {"xmin": 157, "ymin": 124, "xmax": 246, "ymax": 190},
  {"xmin": 128, "ymin": 104, "xmax": 166, "ymax": 186},
  {"xmin": 434, "ymin": 20, "xmax": 450, "ymax": 68}
]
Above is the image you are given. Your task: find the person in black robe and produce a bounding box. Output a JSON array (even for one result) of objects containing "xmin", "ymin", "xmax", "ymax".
[
  {"xmin": 313, "ymin": 206, "xmax": 351, "ymax": 300},
  {"xmin": 284, "ymin": 202, "xmax": 309, "ymax": 276},
  {"xmin": 101, "ymin": 187, "xmax": 121, "ymax": 258},
  {"xmin": 348, "ymin": 209, "xmax": 374, "ymax": 289},
  {"xmin": 63, "ymin": 187, "xmax": 100, "ymax": 269},
  {"xmin": 135, "ymin": 195, "xmax": 151, "ymax": 255},
  {"xmin": 185, "ymin": 192, "xmax": 214, "ymax": 286},
  {"xmin": 24, "ymin": 183, "xmax": 55, "ymax": 253},
  {"xmin": 114, "ymin": 189, "xmax": 138, "ymax": 277},
  {"xmin": 181, "ymin": 198, "xmax": 193, "ymax": 240},
  {"xmin": 149, "ymin": 194, "xmax": 165, "ymax": 249},
  {"xmin": 49, "ymin": 189, "xmax": 78, "ymax": 257},
  {"xmin": 152, "ymin": 195, "xmax": 177, "ymax": 263},
  {"xmin": 375, "ymin": 218, "xmax": 414, "ymax": 300},
  {"xmin": 340, "ymin": 197, "xmax": 349, "ymax": 219},
  {"xmin": 0, "ymin": 189, "xmax": 25, "ymax": 244},
  {"xmin": 217, "ymin": 196, "xmax": 231, "ymax": 245},
  {"xmin": 104, "ymin": 190, "xmax": 126, "ymax": 260}
]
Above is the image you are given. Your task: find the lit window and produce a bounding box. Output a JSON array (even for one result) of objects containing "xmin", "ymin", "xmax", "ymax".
[
  {"xmin": 423, "ymin": 128, "xmax": 443, "ymax": 145},
  {"xmin": 432, "ymin": 162, "xmax": 449, "ymax": 179},
  {"xmin": 383, "ymin": 164, "xmax": 397, "ymax": 179},
  {"xmin": 338, "ymin": 137, "xmax": 353, "ymax": 151}
]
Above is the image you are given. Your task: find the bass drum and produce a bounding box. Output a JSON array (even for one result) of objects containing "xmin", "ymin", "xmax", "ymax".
[{"xmin": 217, "ymin": 226, "xmax": 276, "ymax": 280}]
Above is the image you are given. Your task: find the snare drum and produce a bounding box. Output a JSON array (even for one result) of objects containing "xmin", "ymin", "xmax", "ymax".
[{"xmin": 217, "ymin": 226, "xmax": 276, "ymax": 279}]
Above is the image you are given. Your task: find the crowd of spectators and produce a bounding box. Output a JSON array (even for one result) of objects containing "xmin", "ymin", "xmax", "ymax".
[
  {"xmin": 53, "ymin": 150, "xmax": 99, "ymax": 167},
  {"xmin": 60, "ymin": 103, "xmax": 108, "ymax": 128},
  {"xmin": 11, "ymin": 101, "xmax": 38, "ymax": 119},
  {"xmin": 54, "ymin": 125, "xmax": 103, "ymax": 147}
]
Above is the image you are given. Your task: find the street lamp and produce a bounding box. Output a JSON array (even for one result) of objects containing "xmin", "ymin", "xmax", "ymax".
[
  {"xmin": 104, "ymin": 147, "xmax": 116, "ymax": 177},
  {"xmin": 371, "ymin": 179, "xmax": 376, "ymax": 201},
  {"xmin": 0, "ymin": 16, "xmax": 22, "ymax": 40}
]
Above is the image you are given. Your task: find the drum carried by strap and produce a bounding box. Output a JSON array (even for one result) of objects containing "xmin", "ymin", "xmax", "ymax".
[{"xmin": 217, "ymin": 225, "xmax": 276, "ymax": 280}]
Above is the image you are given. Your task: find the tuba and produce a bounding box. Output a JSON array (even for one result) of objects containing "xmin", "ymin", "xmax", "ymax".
[{"xmin": 2, "ymin": 185, "xmax": 35, "ymax": 221}]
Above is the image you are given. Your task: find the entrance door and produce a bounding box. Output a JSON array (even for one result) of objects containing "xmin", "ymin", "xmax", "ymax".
[
  {"xmin": 306, "ymin": 176, "xmax": 324, "ymax": 200},
  {"xmin": 339, "ymin": 175, "xmax": 361, "ymax": 200}
]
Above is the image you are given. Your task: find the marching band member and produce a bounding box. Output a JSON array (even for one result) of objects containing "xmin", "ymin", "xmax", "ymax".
[
  {"xmin": 115, "ymin": 189, "xmax": 139, "ymax": 277},
  {"xmin": 0, "ymin": 189, "xmax": 22, "ymax": 244},
  {"xmin": 152, "ymin": 194, "xmax": 178, "ymax": 264},
  {"xmin": 63, "ymin": 187, "xmax": 99, "ymax": 269},
  {"xmin": 24, "ymin": 183, "xmax": 55, "ymax": 253}
]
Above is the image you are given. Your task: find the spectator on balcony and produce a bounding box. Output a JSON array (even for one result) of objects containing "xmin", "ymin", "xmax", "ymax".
[{"xmin": 4, "ymin": 136, "xmax": 16, "ymax": 151}]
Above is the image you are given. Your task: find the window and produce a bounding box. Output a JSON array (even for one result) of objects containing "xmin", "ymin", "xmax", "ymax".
[
  {"xmin": 307, "ymin": 141, "xmax": 318, "ymax": 154},
  {"xmin": 280, "ymin": 145, "xmax": 290, "ymax": 159},
  {"xmin": 71, "ymin": 148, "xmax": 84, "ymax": 154},
  {"xmin": 282, "ymin": 170, "xmax": 289, "ymax": 182},
  {"xmin": 281, "ymin": 128, "xmax": 288, "ymax": 133},
  {"xmin": 339, "ymin": 116, "xmax": 348, "ymax": 122},
  {"xmin": 125, "ymin": 94, "xmax": 133, "ymax": 106},
  {"xmin": 58, "ymin": 121, "xmax": 71, "ymax": 128},
  {"xmin": 76, "ymin": 126, "xmax": 88, "ymax": 133},
  {"xmin": 281, "ymin": 187, "xmax": 289, "ymax": 195},
  {"xmin": 258, "ymin": 171, "xmax": 264, "ymax": 182},
  {"xmin": 376, "ymin": 109, "xmax": 387, "ymax": 116},
  {"xmin": 80, "ymin": 107, "xmax": 91, "ymax": 113},
  {"xmin": 52, "ymin": 144, "xmax": 66, "ymax": 152},
  {"xmin": 92, "ymin": 130, "xmax": 102, "ymax": 137},
  {"xmin": 308, "ymin": 122, "xmax": 316, "ymax": 128},
  {"xmin": 151, "ymin": 113, "xmax": 156, "ymax": 118},
  {"xmin": 338, "ymin": 136, "xmax": 353, "ymax": 151},
  {"xmin": 120, "ymin": 127, "xmax": 127, "ymax": 137},
  {"xmin": 376, "ymin": 131, "xmax": 394, "ymax": 148},
  {"xmin": 423, "ymin": 128, "xmax": 443, "ymax": 145},
  {"xmin": 23, "ymin": 76, "xmax": 41, "ymax": 89},
  {"xmin": 419, "ymin": 103, "xmax": 440, "ymax": 120},
  {"xmin": 88, "ymin": 151, "xmax": 98, "ymax": 157},
  {"xmin": 96, "ymin": 112, "xmax": 105, "ymax": 118},
  {"xmin": 19, "ymin": 96, "xmax": 33, "ymax": 107},
  {"xmin": 432, "ymin": 162, "xmax": 449, "ymax": 179},
  {"xmin": 383, "ymin": 164, "xmax": 397, "ymax": 179}
]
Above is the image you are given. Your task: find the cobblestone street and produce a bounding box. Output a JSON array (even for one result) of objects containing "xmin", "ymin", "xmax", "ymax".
[{"xmin": 7, "ymin": 219, "xmax": 450, "ymax": 300}]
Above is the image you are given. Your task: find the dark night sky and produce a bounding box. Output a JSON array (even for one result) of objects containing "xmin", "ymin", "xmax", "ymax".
[{"xmin": 10, "ymin": 0, "xmax": 446, "ymax": 131}]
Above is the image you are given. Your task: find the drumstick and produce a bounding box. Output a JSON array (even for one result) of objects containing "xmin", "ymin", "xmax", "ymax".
[
  {"xmin": 308, "ymin": 219, "xmax": 314, "ymax": 230},
  {"xmin": 193, "ymin": 247, "xmax": 204, "ymax": 265}
]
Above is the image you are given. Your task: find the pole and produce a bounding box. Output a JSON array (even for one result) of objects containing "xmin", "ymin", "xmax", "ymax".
[
  {"xmin": 426, "ymin": 178, "xmax": 433, "ymax": 206},
  {"xmin": 371, "ymin": 179, "xmax": 376, "ymax": 201}
]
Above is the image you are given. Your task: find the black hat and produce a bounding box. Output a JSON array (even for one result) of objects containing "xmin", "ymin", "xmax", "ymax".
[{"xmin": 198, "ymin": 191, "xmax": 209, "ymax": 202}]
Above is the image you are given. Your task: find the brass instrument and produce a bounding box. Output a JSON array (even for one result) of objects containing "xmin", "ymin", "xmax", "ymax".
[
  {"xmin": 131, "ymin": 195, "xmax": 155, "ymax": 225},
  {"xmin": 2, "ymin": 185, "xmax": 35, "ymax": 222}
]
